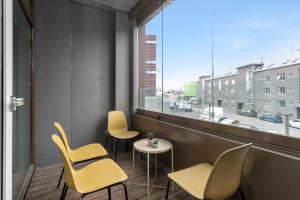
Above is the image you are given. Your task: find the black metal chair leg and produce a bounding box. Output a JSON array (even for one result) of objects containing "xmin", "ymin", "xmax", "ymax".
[
  {"xmin": 60, "ymin": 183, "xmax": 66, "ymax": 200},
  {"xmin": 105, "ymin": 131, "xmax": 109, "ymax": 148},
  {"xmin": 80, "ymin": 194, "xmax": 86, "ymax": 200},
  {"xmin": 126, "ymin": 139, "xmax": 129, "ymax": 152},
  {"xmin": 108, "ymin": 187, "xmax": 112, "ymax": 200},
  {"xmin": 114, "ymin": 139, "xmax": 118, "ymax": 162},
  {"xmin": 62, "ymin": 186, "xmax": 68, "ymax": 200},
  {"xmin": 122, "ymin": 183, "xmax": 128, "ymax": 200},
  {"xmin": 238, "ymin": 188, "xmax": 246, "ymax": 200},
  {"xmin": 165, "ymin": 179, "xmax": 171, "ymax": 200},
  {"xmin": 57, "ymin": 168, "xmax": 64, "ymax": 189}
]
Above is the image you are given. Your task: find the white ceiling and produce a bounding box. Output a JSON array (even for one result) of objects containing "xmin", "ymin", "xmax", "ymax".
[{"xmin": 74, "ymin": 0, "xmax": 139, "ymax": 12}]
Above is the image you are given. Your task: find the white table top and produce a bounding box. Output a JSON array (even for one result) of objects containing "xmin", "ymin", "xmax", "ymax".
[{"xmin": 134, "ymin": 138, "xmax": 173, "ymax": 154}]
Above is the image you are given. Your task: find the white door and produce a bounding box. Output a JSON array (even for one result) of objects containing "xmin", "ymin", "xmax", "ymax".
[{"xmin": 3, "ymin": 0, "xmax": 14, "ymax": 199}]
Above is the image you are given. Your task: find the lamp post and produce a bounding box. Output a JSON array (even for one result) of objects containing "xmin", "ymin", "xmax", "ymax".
[{"xmin": 282, "ymin": 113, "xmax": 291, "ymax": 136}]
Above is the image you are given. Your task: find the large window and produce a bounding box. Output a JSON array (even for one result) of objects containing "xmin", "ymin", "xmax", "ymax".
[{"xmin": 138, "ymin": 0, "xmax": 300, "ymax": 138}]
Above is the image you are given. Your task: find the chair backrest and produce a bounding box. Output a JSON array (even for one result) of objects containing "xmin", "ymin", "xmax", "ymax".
[
  {"xmin": 52, "ymin": 134, "xmax": 76, "ymax": 189},
  {"xmin": 107, "ymin": 111, "xmax": 128, "ymax": 134},
  {"xmin": 204, "ymin": 143, "xmax": 252, "ymax": 200},
  {"xmin": 54, "ymin": 122, "xmax": 72, "ymax": 152}
]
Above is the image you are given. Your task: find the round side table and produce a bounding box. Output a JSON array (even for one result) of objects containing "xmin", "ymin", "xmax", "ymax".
[{"xmin": 132, "ymin": 138, "xmax": 174, "ymax": 200}]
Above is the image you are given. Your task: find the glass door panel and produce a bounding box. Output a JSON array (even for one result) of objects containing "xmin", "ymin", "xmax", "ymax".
[{"xmin": 12, "ymin": 0, "xmax": 32, "ymax": 198}]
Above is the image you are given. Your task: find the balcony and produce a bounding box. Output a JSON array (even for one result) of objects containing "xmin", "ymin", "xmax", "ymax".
[{"xmin": 2, "ymin": 0, "xmax": 300, "ymax": 200}]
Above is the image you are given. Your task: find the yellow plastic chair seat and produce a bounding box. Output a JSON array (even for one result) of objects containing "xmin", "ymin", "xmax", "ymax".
[
  {"xmin": 168, "ymin": 163, "xmax": 213, "ymax": 199},
  {"xmin": 69, "ymin": 143, "xmax": 108, "ymax": 163},
  {"xmin": 75, "ymin": 158, "xmax": 128, "ymax": 194},
  {"xmin": 110, "ymin": 131, "xmax": 139, "ymax": 139}
]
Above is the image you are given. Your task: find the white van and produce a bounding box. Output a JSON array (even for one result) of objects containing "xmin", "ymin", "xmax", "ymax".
[{"xmin": 200, "ymin": 107, "xmax": 224, "ymax": 122}]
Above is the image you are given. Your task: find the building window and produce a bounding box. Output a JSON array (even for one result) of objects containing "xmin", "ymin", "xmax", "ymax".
[
  {"xmin": 263, "ymin": 88, "xmax": 270, "ymax": 94},
  {"xmin": 264, "ymin": 75, "xmax": 270, "ymax": 83},
  {"xmin": 264, "ymin": 100, "xmax": 270, "ymax": 106},
  {"xmin": 218, "ymin": 80, "xmax": 222, "ymax": 91},
  {"xmin": 145, "ymin": 70, "xmax": 157, "ymax": 75},
  {"xmin": 277, "ymin": 100, "xmax": 286, "ymax": 108},
  {"xmin": 145, "ymin": 60, "xmax": 156, "ymax": 64},
  {"xmin": 277, "ymin": 73, "xmax": 286, "ymax": 81},
  {"xmin": 231, "ymin": 79, "xmax": 235, "ymax": 85},
  {"xmin": 145, "ymin": 40, "xmax": 156, "ymax": 44},
  {"xmin": 225, "ymin": 80, "xmax": 229, "ymax": 85},
  {"xmin": 277, "ymin": 87, "xmax": 286, "ymax": 95}
]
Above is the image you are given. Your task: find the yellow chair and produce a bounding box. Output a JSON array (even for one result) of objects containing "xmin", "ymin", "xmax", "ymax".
[
  {"xmin": 54, "ymin": 122, "xmax": 108, "ymax": 189},
  {"xmin": 165, "ymin": 143, "xmax": 252, "ymax": 200},
  {"xmin": 106, "ymin": 111, "xmax": 139, "ymax": 161},
  {"xmin": 52, "ymin": 134, "xmax": 128, "ymax": 200}
]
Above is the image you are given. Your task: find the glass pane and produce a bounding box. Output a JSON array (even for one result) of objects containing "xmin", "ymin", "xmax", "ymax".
[
  {"xmin": 211, "ymin": 0, "xmax": 300, "ymax": 137},
  {"xmin": 163, "ymin": 0, "xmax": 213, "ymax": 119},
  {"xmin": 20, "ymin": 0, "xmax": 32, "ymax": 16},
  {"xmin": 138, "ymin": 9, "xmax": 163, "ymax": 113},
  {"xmin": 137, "ymin": 0, "xmax": 300, "ymax": 138},
  {"xmin": 12, "ymin": 0, "xmax": 32, "ymax": 198}
]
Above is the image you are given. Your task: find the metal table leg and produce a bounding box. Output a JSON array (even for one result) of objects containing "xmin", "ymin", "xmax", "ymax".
[
  {"xmin": 147, "ymin": 152, "xmax": 150, "ymax": 200},
  {"xmin": 133, "ymin": 147, "xmax": 135, "ymax": 181},
  {"xmin": 171, "ymin": 146, "xmax": 174, "ymax": 190}
]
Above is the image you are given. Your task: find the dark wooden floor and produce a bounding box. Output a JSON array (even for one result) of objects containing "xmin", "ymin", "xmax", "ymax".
[{"xmin": 25, "ymin": 152, "xmax": 195, "ymax": 200}]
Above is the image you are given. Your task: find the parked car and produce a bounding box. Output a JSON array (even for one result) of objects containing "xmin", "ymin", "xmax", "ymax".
[
  {"xmin": 236, "ymin": 123, "xmax": 258, "ymax": 130},
  {"xmin": 188, "ymin": 97, "xmax": 198, "ymax": 105},
  {"xmin": 219, "ymin": 117, "xmax": 239, "ymax": 125},
  {"xmin": 259, "ymin": 114, "xmax": 283, "ymax": 123},
  {"xmin": 200, "ymin": 107, "xmax": 224, "ymax": 122},
  {"xmin": 184, "ymin": 104, "xmax": 192, "ymax": 112},
  {"xmin": 236, "ymin": 109, "xmax": 257, "ymax": 117},
  {"xmin": 289, "ymin": 119, "xmax": 300, "ymax": 129},
  {"xmin": 176, "ymin": 102, "xmax": 185, "ymax": 111},
  {"xmin": 169, "ymin": 101, "xmax": 177, "ymax": 110}
]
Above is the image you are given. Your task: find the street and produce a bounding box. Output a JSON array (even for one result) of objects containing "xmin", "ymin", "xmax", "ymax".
[{"xmin": 156, "ymin": 103, "xmax": 300, "ymax": 138}]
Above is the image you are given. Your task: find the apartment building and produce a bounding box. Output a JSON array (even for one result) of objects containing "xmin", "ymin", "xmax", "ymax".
[
  {"xmin": 196, "ymin": 60, "xmax": 300, "ymax": 118},
  {"xmin": 254, "ymin": 59, "xmax": 300, "ymax": 117}
]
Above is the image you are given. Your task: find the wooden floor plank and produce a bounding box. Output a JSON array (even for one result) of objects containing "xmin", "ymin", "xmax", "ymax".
[{"xmin": 25, "ymin": 152, "xmax": 186, "ymax": 200}]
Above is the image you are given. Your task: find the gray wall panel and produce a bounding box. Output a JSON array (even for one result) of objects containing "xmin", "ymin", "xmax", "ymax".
[
  {"xmin": 70, "ymin": 3, "xmax": 103, "ymax": 148},
  {"xmin": 35, "ymin": 0, "xmax": 72, "ymax": 166},
  {"xmin": 35, "ymin": 1, "xmax": 116, "ymax": 165},
  {"xmin": 115, "ymin": 10, "xmax": 133, "ymax": 128},
  {"xmin": 100, "ymin": 11, "xmax": 114, "ymax": 143}
]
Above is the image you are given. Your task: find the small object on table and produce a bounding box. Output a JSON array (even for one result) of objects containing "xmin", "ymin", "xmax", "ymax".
[{"xmin": 147, "ymin": 132, "xmax": 154, "ymax": 147}]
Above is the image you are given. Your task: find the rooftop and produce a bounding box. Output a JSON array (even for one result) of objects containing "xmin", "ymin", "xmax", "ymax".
[{"xmin": 254, "ymin": 58, "xmax": 300, "ymax": 72}]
